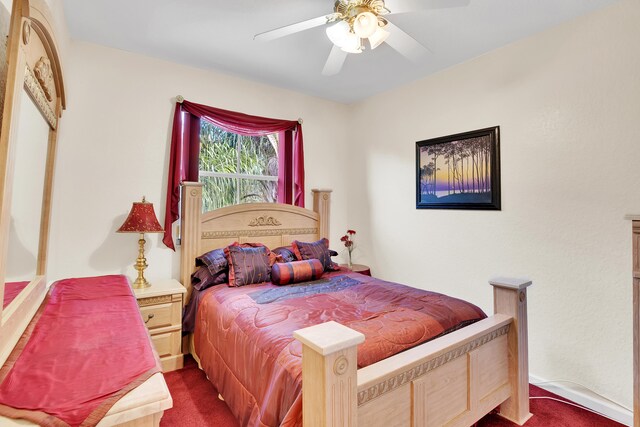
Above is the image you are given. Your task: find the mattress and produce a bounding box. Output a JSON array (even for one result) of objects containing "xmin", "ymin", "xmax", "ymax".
[{"xmin": 194, "ymin": 270, "xmax": 486, "ymax": 427}]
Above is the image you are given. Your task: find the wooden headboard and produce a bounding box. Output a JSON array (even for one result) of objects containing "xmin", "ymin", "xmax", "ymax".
[{"xmin": 179, "ymin": 182, "xmax": 332, "ymax": 303}]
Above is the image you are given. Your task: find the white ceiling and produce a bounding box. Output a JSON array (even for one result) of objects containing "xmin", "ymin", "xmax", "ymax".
[{"xmin": 62, "ymin": 0, "xmax": 619, "ymax": 104}]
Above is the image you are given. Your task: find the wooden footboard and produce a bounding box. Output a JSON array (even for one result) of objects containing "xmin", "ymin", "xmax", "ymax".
[{"xmin": 294, "ymin": 278, "xmax": 532, "ymax": 427}]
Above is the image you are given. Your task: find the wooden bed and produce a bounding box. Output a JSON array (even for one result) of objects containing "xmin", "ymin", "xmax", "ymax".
[{"xmin": 180, "ymin": 181, "xmax": 532, "ymax": 427}]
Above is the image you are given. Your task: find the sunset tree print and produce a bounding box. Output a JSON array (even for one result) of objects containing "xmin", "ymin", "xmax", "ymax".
[{"xmin": 416, "ymin": 127, "xmax": 500, "ymax": 210}]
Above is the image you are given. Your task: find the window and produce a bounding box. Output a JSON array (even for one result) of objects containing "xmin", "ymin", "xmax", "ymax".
[
  {"xmin": 199, "ymin": 119, "xmax": 279, "ymax": 212},
  {"xmin": 163, "ymin": 99, "xmax": 304, "ymax": 250}
]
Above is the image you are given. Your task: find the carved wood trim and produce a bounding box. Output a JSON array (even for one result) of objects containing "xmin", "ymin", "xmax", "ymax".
[
  {"xmin": 356, "ymin": 324, "xmax": 510, "ymax": 405},
  {"xmin": 21, "ymin": 20, "xmax": 30, "ymax": 45},
  {"xmin": 137, "ymin": 295, "xmax": 172, "ymax": 307},
  {"xmin": 312, "ymin": 190, "xmax": 331, "ymax": 239},
  {"xmin": 23, "ymin": 64, "xmax": 56, "ymax": 129},
  {"xmin": 202, "ymin": 227, "xmax": 318, "ymax": 239},
  {"xmin": 180, "ymin": 182, "xmax": 202, "ymax": 306},
  {"xmin": 33, "ymin": 56, "xmax": 54, "ymax": 101},
  {"xmin": 248, "ymin": 215, "xmax": 282, "ymax": 227}
]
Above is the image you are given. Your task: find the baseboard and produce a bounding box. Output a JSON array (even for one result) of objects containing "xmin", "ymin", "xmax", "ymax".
[{"xmin": 529, "ymin": 374, "xmax": 632, "ymax": 426}]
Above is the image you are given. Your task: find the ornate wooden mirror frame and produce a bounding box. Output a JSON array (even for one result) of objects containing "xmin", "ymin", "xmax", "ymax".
[{"xmin": 0, "ymin": 0, "xmax": 65, "ymax": 366}]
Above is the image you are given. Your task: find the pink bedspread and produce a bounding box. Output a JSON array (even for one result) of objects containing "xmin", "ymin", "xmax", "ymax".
[
  {"xmin": 2, "ymin": 281, "xmax": 29, "ymax": 308},
  {"xmin": 194, "ymin": 271, "xmax": 486, "ymax": 427},
  {"xmin": 0, "ymin": 275, "xmax": 161, "ymax": 427}
]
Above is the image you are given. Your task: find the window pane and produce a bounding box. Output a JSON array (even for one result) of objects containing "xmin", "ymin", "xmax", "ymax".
[
  {"xmin": 200, "ymin": 120, "xmax": 238, "ymax": 173},
  {"xmin": 239, "ymin": 134, "xmax": 278, "ymax": 176},
  {"xmin": 239, "ymin": 178, "xmax": 277, "ymax": 204},
  {"xmin": 200, "ymin": 176, "xmax": 236, "ymax": 211}
]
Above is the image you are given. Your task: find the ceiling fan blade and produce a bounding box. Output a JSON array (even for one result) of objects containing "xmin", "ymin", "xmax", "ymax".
[
  {"xmin": 254, "ymin": 15, "xmax": 331, "ymax": 42},
  {"xmin": 385, "ymin": 0, "xmax": 470, "ymax": 14},
  {"xmin": 322, "ymin": 45, "xmax": 348, "ymax": 76},
  {"xmin": 384, "ymin": 21, "xmax": 430, "ymax": 62}
]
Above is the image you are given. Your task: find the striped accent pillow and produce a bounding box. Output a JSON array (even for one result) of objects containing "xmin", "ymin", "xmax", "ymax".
[{"xmin": 271, "ymin": 259, "xmax": 324, "ymax": 285}]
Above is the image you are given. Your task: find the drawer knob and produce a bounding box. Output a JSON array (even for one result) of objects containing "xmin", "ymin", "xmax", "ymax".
[{"xmin": 144, "ymin": 313, "xmax": 155, "ymax": 324}]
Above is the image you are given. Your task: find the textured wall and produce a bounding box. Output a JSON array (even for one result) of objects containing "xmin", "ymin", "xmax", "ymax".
[
  {"xmin": 47, "ymin": 41, "xmax": 351, "ymax": 285},
  {"xmin": 348, "ymin": 0, "xmax": 640, "ymax": 410}
]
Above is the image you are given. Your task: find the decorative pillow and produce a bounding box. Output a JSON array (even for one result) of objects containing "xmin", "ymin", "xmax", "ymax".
[
  {"xmin": 272, "ymin": 246, "xmax": 298, "ymax": 263},
  {"xmin": 190, "ymin": 265, "xmax": 225, "ymax": 291},
  {"xmin": 196, "ymin": 249, "xmax": 229, "ymax": 274},
  {"xmin": 291, "ymin": 238, "xmax": 338, "ymax": 272},
  {"xmin": 191, "ymin": 249, "xmax": 229, "ymax": 289},
  {"xmin": 224, "ymin": 243, "xmax": 275, "ymax": 287},
  {"xmin": 271, "ymin": 259, "xmax": 324, "ymax": 285}
]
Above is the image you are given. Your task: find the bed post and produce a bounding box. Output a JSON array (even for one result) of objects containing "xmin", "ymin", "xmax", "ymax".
[
  {"xmin": 312, "ymin": 189, "xmax": 331, "ymax": 240},
  {"xmin": 489, "ymin": 277, "xmax": 533, "ymax": 425},
  {"xmin": 293, "ymin": 321, "xmax": 365, "ymax": 427},
  {"xmin": 180, "ymin": 181, "xmax": 202, "ymax": 305}
]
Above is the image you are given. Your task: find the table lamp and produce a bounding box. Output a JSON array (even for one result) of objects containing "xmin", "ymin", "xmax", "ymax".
[{"xmin": 117, "ymin": 197, "xmax": 164, "ymax": 288}]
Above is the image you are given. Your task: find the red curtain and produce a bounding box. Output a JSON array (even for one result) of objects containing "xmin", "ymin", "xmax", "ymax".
[{"xmin": 162, "ymin": 99, "xmax": 305, "ymax": 250}]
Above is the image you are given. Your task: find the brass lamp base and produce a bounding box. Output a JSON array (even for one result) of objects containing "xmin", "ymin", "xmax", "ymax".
[
  {"xmin": 132, "ymin": 233, "xmax": 151, "ymax": 289},
  {"xmin": 132, "ymin": 275, "xmax": 151, "ymax": 289}
]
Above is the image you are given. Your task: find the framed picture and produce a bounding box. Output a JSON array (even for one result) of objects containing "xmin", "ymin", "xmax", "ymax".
[{"xmin": 416, "ymin": 126, "xmax": 501, "ymax": 210}]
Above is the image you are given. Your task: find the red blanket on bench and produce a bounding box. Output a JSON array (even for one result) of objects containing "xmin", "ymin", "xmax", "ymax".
[
  {"xmin": 0, "ymin": 275, "xmax": 161, "ymax": 427},
  {"xmin": 3, "ymin": 281, "xmax": 29, "ymax": 309}
]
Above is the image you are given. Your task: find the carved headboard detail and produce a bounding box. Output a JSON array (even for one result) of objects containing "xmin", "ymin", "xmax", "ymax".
[
  {"xmin": 179, "ymin": 182, "xmax": 331, "ymax": 304},
  {"xmin": 248, "ymin": 215, "xmax": 282, "ymax": 227}
]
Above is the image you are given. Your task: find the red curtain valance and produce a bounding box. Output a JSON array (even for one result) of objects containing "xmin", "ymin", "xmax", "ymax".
[{"xmin": 162, "ymin": 99, "xmax": 305, "ymax": 250}]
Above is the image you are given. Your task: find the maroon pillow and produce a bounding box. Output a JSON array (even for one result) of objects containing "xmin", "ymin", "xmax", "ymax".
[
  {"xmin": 272, "ymin": 246, "xmax": 298, "ymax": 263},
  {"xmin": 291, "ymin": 238, "xmax": 338, "ymax": 272},
  {"xmin": 271, "ymin": 259, "xmax": 324, "ymax": 285},
  {"xmin": 224, "ymin": 243, "xmax": 274, "ymax": 287}
]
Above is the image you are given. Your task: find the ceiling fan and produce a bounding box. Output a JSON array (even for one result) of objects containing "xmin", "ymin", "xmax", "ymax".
[{"xmin": 254, "ymin": 0, "xmax": 471, "ymax": 76}]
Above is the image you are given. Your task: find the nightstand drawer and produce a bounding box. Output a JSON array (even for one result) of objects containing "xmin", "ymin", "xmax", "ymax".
[
  {"xmin": 150, "ymin": 330, "xmax": 181, "ymax": 358},
  {"xmin": 133, "ymin": 279, "xmax": 186, "ymax": 372},
  {"xmin": 139, "ymin": 300, "xmax": 181, "ymax": 330}
]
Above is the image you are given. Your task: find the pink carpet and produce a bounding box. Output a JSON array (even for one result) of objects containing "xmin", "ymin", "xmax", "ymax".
[{"xmin": 161, "ymin": 356, "xmax": 624, "ymax": 427}]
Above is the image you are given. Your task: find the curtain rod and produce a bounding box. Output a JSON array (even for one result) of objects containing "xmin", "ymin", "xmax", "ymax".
[{"xmin": 175, "ymin": 95, "xmax": 302, "ymax": 125}]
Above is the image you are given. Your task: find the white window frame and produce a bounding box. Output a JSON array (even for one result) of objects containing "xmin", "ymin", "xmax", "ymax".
[{"xmin": 199, "ymin": 130, "xmax": 278, "ymax": 206}]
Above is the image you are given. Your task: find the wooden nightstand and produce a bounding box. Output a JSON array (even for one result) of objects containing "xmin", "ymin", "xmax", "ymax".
[
  {"xmin": 339, "ymin": 263, "xmax": 371, "ymax": 276},
  {"xmin": 133, "ymin": 279, "xmax": 186, "ymax": 372}
]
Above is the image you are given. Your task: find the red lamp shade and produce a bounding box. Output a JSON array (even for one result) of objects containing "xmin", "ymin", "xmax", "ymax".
[{"xmin": 117, "ymin": 199, "xmax": 164, "ymax": 233}]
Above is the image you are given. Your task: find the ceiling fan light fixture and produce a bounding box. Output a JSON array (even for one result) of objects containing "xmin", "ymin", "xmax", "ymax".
[
  {"xmin": 340, "ymin": 32, "xmax": 363, "ymax": 53},
  {"xmin": 353, "ymin": 11, "xmax": 378, "ymax": 38},
  {"xmin": 326, "ymin": 20, "xmax": 351, "ymax": 48},
  {"xmin": 368, "ymin": 25, "xmax": 389, "ymax": 50}
]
